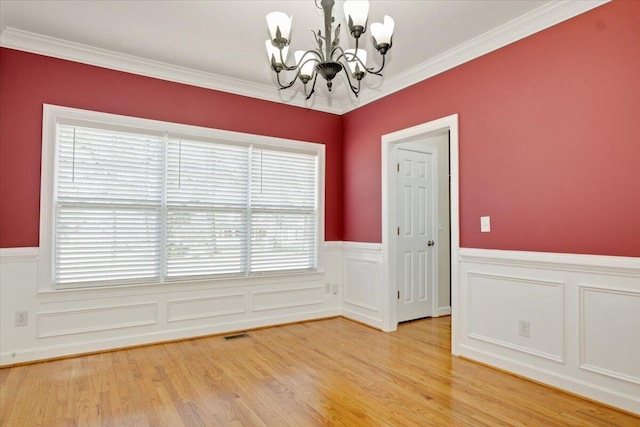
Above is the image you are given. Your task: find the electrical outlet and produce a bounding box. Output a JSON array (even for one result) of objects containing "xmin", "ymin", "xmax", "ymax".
[
  {"xmin": 518, "ymin": 320, "xmax": 530, "ymax": 337},
  {"xmin": 15, "ymin": 311, "xmax": 28, "ymax": 327},
  {"xmin": 331, "ymin": 284, "xmax": 339, "ymax": 295}
]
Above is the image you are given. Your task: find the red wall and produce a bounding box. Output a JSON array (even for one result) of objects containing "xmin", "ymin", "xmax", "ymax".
[
  {"xmin": 342, "ymin": 0, "xmax": 640, "ymax": 257},
  {"xmin": 0, "ymin": 49, "xmax": 343, "ymax": 247},
  {"xmin": 1, "ymin": 1, "xmax": 639, "ymax": 257}
]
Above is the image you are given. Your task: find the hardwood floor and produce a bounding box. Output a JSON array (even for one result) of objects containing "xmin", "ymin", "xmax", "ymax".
[{"xmin": 1, "ymin": 316, "xmax": 638, "ymax": 426}]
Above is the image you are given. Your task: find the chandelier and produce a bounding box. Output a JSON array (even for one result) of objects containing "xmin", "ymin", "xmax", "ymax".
[{"xmin": 265, "ymin": 0, "xmax": 394, "ymax": 100}]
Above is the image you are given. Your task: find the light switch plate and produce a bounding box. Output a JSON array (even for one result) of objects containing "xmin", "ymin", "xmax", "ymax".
[{"xmin": 480, "ymin": 216, "xmax": 491, "ymax": 232}]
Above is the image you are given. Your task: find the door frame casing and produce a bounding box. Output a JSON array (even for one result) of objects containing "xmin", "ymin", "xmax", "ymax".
[{"xmin": 381, "ymin": 114, "xmax": 460, "ymax": 355}]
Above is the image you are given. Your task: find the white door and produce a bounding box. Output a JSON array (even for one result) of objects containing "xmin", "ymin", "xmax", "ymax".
[{"xmin": 396, "ymin": 146, "xmax": 437, "ymax": 322}]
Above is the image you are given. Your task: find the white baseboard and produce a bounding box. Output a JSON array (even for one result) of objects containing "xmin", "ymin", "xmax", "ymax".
[
  {"xmin": 460, "ymin": 344, "xmax": 640, "ymax": 415},
  {"xmin": 341, "ymin": 308, "xmax": 384, "ymax": 331},
  {"xmin": 438, "ymin": 306, "xmax": 452, "ymax": 316},
  {"xmin": 1, "ymin": 308, "xmax": 341, "ymax": 366}
]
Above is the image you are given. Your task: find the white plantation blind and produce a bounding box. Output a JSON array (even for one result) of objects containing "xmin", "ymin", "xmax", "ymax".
[
  {"xmin": 51, "ymin": 117, "xmax": 319, "ymax": 289},
  {"xmin": 250, "ymin": 149, "xmax": 317, "ymax": 272},
  {"xmin": 55, "ymin": 125, "xmax": 164, "ymax": 287},
  {"xmin": 166, "ymin": 138, "xmax": 249, "ymax": 279}
]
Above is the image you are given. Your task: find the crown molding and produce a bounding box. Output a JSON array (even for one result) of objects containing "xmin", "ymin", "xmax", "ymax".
[
  {"xmin": 337, "ymin": 0, "xmax": 610, "ymax": 113},
  {"xmin": 0, "ymin": 27, "xmax": 341, "ymax": 115},
  {"xmin": 0, "ymin": 1, "xmax": 608, "ymax": 116}
]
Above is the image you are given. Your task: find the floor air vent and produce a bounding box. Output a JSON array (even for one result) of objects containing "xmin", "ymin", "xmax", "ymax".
[{"xmin": 223, "ymin": 333, "xmax": 250, "ymax": 341}]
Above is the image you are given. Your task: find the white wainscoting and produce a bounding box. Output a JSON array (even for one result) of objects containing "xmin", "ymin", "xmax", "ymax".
[
  {"xmin": 37, "ymin": 302, "xmax": 158, "ymax": 338},
  {"xmin": 458, "ymin": 248, "xmax": 640, "ymax": 415},
  {"xmin": 167, "ymin": 294, "xmax": 246, "ymax": 323},
  {"xmin": 341, "ymin": 242, "xmax": 385, "ymax": 329},
  {"xmin": 3, "ymin": 243, "xmax": 639, "ymax": 414},
  {"xmin": 467, "ymin": 272, "xmax": 564, "ymax": 362},
  {"xmin": 579, "ymin": 286, "xmax": 640, "ymax": 385},
  {"xmin": 0, "ymin": 243, "xmax": 342, "ymax": 365}
]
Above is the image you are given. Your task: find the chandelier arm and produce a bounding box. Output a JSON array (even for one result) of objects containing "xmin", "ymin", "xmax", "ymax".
[
  {"xmin": 333, "ymin": 45, "xmax": 358, "ymax": 66},
  {"xmin": 332, "ymin": 45, "xmax": 347, "ymax": 61},
  {"xmin": 365, "ymin": 53, "xmax": 386, "ymax": 75},
  {"xmin": 276, "ymin": 48, "xmax": 297, "ymax": 72},
  {"xmin": 275, "ymin": 69, "xmax": 301, "ymax": 90},
  {"xmin": 333, "ymin": 45, "xmax": 378, "ymax": 78},
  {"xmin": 304, "ymin": 73, "xmax": 319, "ymax": 100},
  {"xmin": 338, "ymin": 59, "xmax": 361, "ymax": 96},
  {"xmin": 283, "ymin": 48, "xmax": 322, "ymax": 74}
]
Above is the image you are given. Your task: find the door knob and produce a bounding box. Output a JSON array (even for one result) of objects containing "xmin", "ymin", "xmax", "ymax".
[{"xmin": 427, "ymin": 240, "xmax": 435, "ymax": 247}]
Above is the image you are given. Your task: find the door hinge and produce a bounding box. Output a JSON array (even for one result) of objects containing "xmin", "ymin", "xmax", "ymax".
[
  {"xmin": 397, "ymin": 291, "xmax": 400, "ymax": 299},
  {"xmin": 397, "ymin": 227, "xmax": 400, "ymax": 235},
  {"xmin": 397, "ymin": 163, "xmax": 400, "ymax": 172}
]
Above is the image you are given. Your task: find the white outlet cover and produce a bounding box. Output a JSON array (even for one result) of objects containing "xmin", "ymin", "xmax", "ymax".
[{"xmin": 480, "ymin": 216, "xmax": 491, "ymax": 232}]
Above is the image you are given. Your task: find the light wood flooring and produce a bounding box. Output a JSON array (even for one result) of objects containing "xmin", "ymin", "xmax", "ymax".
[{"xmin": 1, "ymin": 316, "xmax": 638, "ymax": 426}]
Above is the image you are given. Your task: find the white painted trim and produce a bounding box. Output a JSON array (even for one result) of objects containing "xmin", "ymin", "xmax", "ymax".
[
  {"xmin": 342, "ymin": 298, "xmax": 378, "ymax": 312},
  {"xmin": 343, "ymin": 256, "xmax": 380, "ymax": 312},
  {"xmin": 438, "ymin": 306, "xmax": 451, "ymax": 317},
  {"xmin": 0, "ymin": 247, "xmax": 39, "ymax": 263},
  {"xmin": 459, "ymin": 248, "xmax": 640, "ymax": 276},
  {"xmin": 381, "ymin": 114, "xmax": 460, "ymax": 351},
  {"xmin": 0, "ymin": 1, "xmax": 608, "ymax": 115},
  {"xmin": 37, "ymin": 270, "xmax": 326, "ymax": 303},
  {"xmin": 467, "ymin": 333, "xmax": 564, "ymax": 363},
  {"xmin": 252, "ymin": 285, "xmax": 325, "ymax": 312},
  {"xmin": 0, "ymin": 28, "xmax": 340, "ymax": 114},
  {"xmin": 340, "ymin": 243, "xmax": 384, "ymax": 329},
  {"xmin": 1, "ymin": 308, "xmax": 341, "ymax": 365},
  {"xmin": 167, "ymin": 294, "xmax": 246, "ymax": 323},
  {"xmin": 341, "ymin": 241, "xmax": 382, "ymax": 253},
  {"xmin": 323, "ymin": 241, "xmax": 344, "ymax": 251},
  {"xmin": 341, "ymin": 308, "xmax": 384, "ymax": 330},
  {"xmin": 458, "ymin": 247, "xmax": 640, "ymax": 415},
  {"xmin": 466, "ymin": 271, "xmax": 565, "ymax": 363},
  {"xmin": 36, "ymin": 302, "xmax": 158, "ymax": 338},
  {"xmin": 578, "ymin": 285, "xmax": 640, "ymax": 385}
]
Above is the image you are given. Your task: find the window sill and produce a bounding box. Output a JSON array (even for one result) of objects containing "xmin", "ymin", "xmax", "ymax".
[{"xmin": 38, "ymin": 269, "xmax": 326, "ymax": 303}]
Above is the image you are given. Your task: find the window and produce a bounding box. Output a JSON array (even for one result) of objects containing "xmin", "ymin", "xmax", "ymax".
[{"xmin": 40, "ymin": 105, "xmax": 324, "ymax": 290}]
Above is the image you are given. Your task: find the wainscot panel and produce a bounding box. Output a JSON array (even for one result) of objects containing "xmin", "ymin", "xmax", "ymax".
[
  {"xmin": 467, "ymin": 272, "xmax": 564, "ymax": 362},
  {"xmin": 167, "ymin": 294, "xmax": 246, "ymax": 323},
  {"xmin": 37, "ymin": 303, "xmax": 157, "ymax": 338},
  {"xmin": 341, "ymin": 242, "xmax": 384, "ymax": 329},
  {"xmin": 458, "ymin": 248, "xmax": 640, "ymax": 415},
  {"xmin": 580, "ymin": 285, "xmax": 640, "ymax": 385}
]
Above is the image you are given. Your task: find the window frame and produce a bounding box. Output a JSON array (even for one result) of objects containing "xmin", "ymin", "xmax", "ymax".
[{"xmin": 38, "ymin": 104, "xmax": 325, "ymax": 293}]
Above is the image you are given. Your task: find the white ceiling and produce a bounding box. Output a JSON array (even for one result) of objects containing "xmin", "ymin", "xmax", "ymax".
[{"xmin": 0, "ymin": 1, "xmax": 604, "ymax": 114}]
